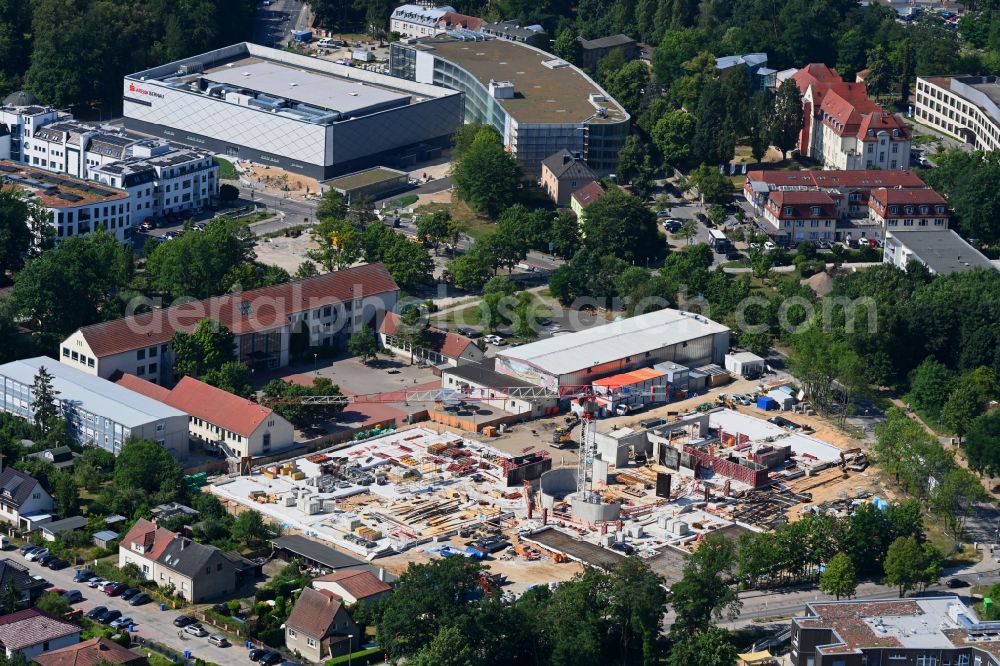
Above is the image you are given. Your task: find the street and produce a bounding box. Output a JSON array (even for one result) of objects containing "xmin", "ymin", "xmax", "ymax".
[
  {"xmin": 12, "ymin": 553, "xmax": 245, "ymax": 664},
  {"xmin": 253, "ymin": 0, "xmax": 311, "ymax": 48}
]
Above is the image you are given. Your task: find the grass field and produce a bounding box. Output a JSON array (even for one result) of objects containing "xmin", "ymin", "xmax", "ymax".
[
  {"xmin": 389, "ymin": 194, "xmax": 419, "ymax": 208},
  {"xmin": 213, "ymin": 157, "xmax": 238, "ymax": 180}
]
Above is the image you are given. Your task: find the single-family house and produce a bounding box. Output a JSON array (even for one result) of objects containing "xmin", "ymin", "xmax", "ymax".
[
  {"xmin": 0, "ymin": 559, "xmax": 51, "ymax": 607},
  {"xmin": 540, "ymin": 150, "xmax": 596, "ymax": 206},
  {"xmin": 570, "ymin": 181, "xmax": 605, "ymax": 220},
  {"xmin": 0, "ymin": 468, "xmax": 54, "ymax": 530},
  {"xmin": 155, "ymin": 537, "xmax": 256, "ymax": 603},
  {"xmin": 378, "ymin": 312, "xmax": 483, "ymax": 367},
  {"xmin": 0, "ymin": 609, "xmax": 80, "ymax": 660},
  {"xmin": 312, "ymin": 569, "xmax": 392, "ymax": 605},
  {"xmin": 26, "ymin": 446, "xmax": 77, "ymax": 471},
  {"xmin": 34, "ymin": 636, "xmax": 150, "ymax": 666},
  {"xmin": 118, "ymin": 518, "xmax": 177, "ymax": 580},
  {"xmin": 285, "ymin": 587, "xmax": 360, "ymax": 663}
]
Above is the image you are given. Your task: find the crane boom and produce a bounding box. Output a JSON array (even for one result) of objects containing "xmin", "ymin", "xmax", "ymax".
[{"xmin": 271, "ymin": 385, "xmax": 568, "ymax": 405}]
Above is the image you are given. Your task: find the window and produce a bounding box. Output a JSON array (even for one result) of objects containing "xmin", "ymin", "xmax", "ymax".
[
  {"xmin": 71, "ymin": 351, "xmax": 79, "ymax": 361},
  {"xmin": 88, "ymin": 357, "xmax": 95, "ymax": 368},
  {"xmin": 148, "ymin": 362, "xmax": 157, "ymax": 374},
  {"xmin": 62, "ymin": 347, "xmax": 69, "ymax": 358},
  {"xmin": 137, "ymin": 365, "xmax": 145, "ymax": 375},
  {"xmin": 149, "ymin": 346, "xmax": 157, "ymax": 357},
  {"xmin": 307, "ymin": 638, "xmax": 317, "ymax": 648},
  {"xmin": 289, "ymin": 628, "xmax": 297, "ymax": 638},
  {"xmin": 137, "ymin": 349, "xmax": 145, "ymax": 360}
]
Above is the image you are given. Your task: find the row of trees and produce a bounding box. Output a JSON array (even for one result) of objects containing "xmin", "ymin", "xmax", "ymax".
[{"xmin": 2, "ymin": 0, "xmax": 256, "ymax": 109}]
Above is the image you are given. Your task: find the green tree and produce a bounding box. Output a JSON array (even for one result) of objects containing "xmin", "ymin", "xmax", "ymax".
[
  {"xmin": 446, "ymin": 247, "xmax": 493, "ymax": 292},
  {"xmin": 689, "ymin": 164, "xmax": 732, "ymax": 204},
  {"xmin": 294, "ymin": 261, "xmax": 319, "ymax": 280},
  {"xmin": 348, "ymin": 328, "xmax": 379, "ymax": 364},
  {"xmin": 30, "ymin": 365, "xmax": 60, "ymax": 433},
  {"xmin": 604, "ymin": 60, "xmax": 651, "ymax": 116},
  {"xmin": 171, "ymin": 319, "xmax": 236, "ymax": 379},
  {"xmin": 580, "ymin": 188, "xmax": 666, "ymax": 264},
  {"xmin": 747, "ymin": 92, "xmax": 772, "ymax": 163},
  {"xmin": 145, "ymin": 217, "xmax": 255, "ymax": 298},
  {"xmin": 651, "ymin": 110, "xmax": 695, "ymax": 165},
  {"xmin": 451, "ymin": 124, "xmax": 494, "ymax": 162},
  {"xmin": 966, "ymin": 411, "xmax": 1000, "ymax": 478},
  {"xmin": 200, "ymin": 361, "xmax": 253, "ymax": 398},
  {"xmin": 231, "ymin": 509, "xmax": 277, "ymax": 549},
  {"xmin": 315, "ymin": 189, "xmax": 347, "ymax": 221},
  {"xmin": 452, "ymin": 129, "xmax": 522, "ymax": 219},
  {"xmin": 884, "ymin": 536, "xmax": 943, "ymax": 597},
  {"xmin": 260, "ymin": 377, "xmax": 345, "ymax": 427},
  {"xmin": 416, "ymin": 210, "xmax": 452, "ymax": 252},
  {"xmin": 865, "ymin": 45, "xmax": 893, "ymax": 99},
  {"xmin": 669, "ymin": 536, "xmax": 740, "ymax": 637},
  {"xmin": 941, "ymin": 367, "xmax": 997, "ymax": 437},
  {"xmin": 34, "ymin": 590, "xmax": 71, "ymax": 617},
  {"xmin": 907, "ymin": 357, "xmax": 955, "ymax": 418},
  {"xmin": 770, "ymin": 78, "xmax": 803, "ymax": 160},
  {"xmin": 692, "ymin": 80, "xmax": 736, "ymax": 165},
  {"xmin": 931, "ymin": 466, "xmax": 988, "ymax": 540},
  {"xmin": 550, "ymin": 211, "xmax": 581, "ymax": 258},
  {"xmin": 410, "ymin": 626, "xmax": 476, "ymax": 666},
  {"xmin": 9, "ymin": 231, "xmax": 131, "ymax": 336},
  {"xmin": 819, "ymin": 552, "xmax": 857, "ymax": 600},
  {"xmin": 0, "ymin": 583, "xmax": 17, "ymax": 614},
  {"xmin": 668, "ymin": 625, "xmax": 737, "ymax": 666},
  {"xmin": 922, "ymin": 150, "xmax": 1000, "ymax": 242},
  {"xmin": 114, "ymin": 438, "xmax": 185, "ymax": 504},
  {"xmin": 552, "ymin": 28, "xmax": 581, "ymax": 64},
  {"xmin": 51, "ymin": 471, "xmax": 78, "ymax": 517},
  {"xmin": 218, "ymin": 183, "xmax": 239, "ymax": 203},
  {"xmin": 0, "ymin": 187, "xmax": 49, "ymax": 279}
]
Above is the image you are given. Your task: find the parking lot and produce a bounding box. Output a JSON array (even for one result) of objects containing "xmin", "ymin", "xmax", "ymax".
[{"xmin": 12, "ymin": 549, "xmax": 242, "ymax": 664}]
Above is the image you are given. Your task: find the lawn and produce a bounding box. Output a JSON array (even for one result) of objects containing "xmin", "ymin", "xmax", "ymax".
[
  {"xmin": 925, "ymin": 517, "xmax": 982, "ymax": 568},
  {"xmin": 213, "ymin": 157, "xmax": 238, "ymax": 180},
  {"xmin": 414, "ymin": 198, "xmax": 495, "ymax": 242},
  {"xmin": 389, "ymin": 194, "xmax": 419, "ymax": 209}
]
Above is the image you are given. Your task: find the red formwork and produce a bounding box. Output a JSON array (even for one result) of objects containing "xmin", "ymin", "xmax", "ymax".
[{"xmin": 683, "ymin": 445, "xmax": 770, "ymax": 488}]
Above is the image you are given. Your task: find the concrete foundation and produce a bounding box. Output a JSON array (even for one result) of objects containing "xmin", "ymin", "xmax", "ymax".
[{"xmin": 569, "ymin": 492, "xmax": 622, "ymax": 522}]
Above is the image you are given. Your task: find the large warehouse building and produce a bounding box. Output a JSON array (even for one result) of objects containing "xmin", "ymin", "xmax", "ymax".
[
  {"xmin": 390, "ymin": 33, "xmax": 629, "ymax": 177},
  {"xmin": 122, "ymin": 42, "xmax": 463, "ymax": 179},
  {"xmin": 494, "ymin": 309, "xmax": 731, "ymax": 392}
]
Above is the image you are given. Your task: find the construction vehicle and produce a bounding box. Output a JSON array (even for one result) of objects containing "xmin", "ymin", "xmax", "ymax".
[
  {"xmin": 838, "ymin": 447, "xmax": 868, "ymax": 475},
  {"xmin": 551, "ymin": 426, "xmax": 573, "ymax": 447}
]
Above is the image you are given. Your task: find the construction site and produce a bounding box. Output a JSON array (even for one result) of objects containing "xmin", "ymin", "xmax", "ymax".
[{"xmin": 208, "ymin": 382, "xmax": 879, "ymax": 588}]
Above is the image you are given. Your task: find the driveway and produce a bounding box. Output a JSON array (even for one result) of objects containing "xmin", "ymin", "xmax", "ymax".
[{"xmin": 13, "ymin": 554, "xmax": 250, "ymax": 664}]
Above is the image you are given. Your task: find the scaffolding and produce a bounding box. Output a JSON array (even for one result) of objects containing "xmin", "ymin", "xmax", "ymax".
[{"xmin": 576, "ymin": 400, "xmax": 600, "ymax": 504}]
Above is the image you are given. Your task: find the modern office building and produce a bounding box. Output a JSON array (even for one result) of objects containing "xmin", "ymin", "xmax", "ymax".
[
  {"xmin": 23, "ymin": 120, "xmax": 144, "ymax": 178},
  {"xmin": 715, "ymin": 53, "xmax": 776, "ymax": 91},
  {"xmin": 495, "ymin": 308, "xmax": 730, "ymax": 391},
  {"xmin": 0, "ymin": 160, "xmax": 134, "ymax": 242},
  {"xmin": 90, "ymin": 143, "xmax": 218, "ymax": 221},
  {"xmin": 122, "ymin": 42, "xmax": 463, "ymax": 180},
  {"xmin": 59, "ymin": 263, "xmax": 400, "ymax": 383},
  {"xmin": 0, "ymin": 92, "xmax": 65, "ymax": 165},
  {"xmin": 390, "ymin": 34, "xmax": 629, "ymax": 176},
  {"xmin": 915, "ymin": 75, "xmax": 1000, "ymax": 152},
  {"xmin": 791, "ymin": 596, "xmax": 1000, "ymax": 666},
  {"xmin": 0, "ymin": 356, "xmax": 189, "ymax": 458},
  {"xmin": 884, "ymin": 229, "xmax": 997, "ymax": 276}
]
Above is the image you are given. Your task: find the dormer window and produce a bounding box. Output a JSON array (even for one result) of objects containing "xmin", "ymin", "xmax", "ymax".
[
  {"xmin": 936, "ymin": 206, "xmax": 945, "ymax": 214},
  {"xmin": 811, "ymin": 206, "xmax": 821, "ymax": 216},
  {"xmin": 889, "ymin": 206, "xmax": 899, "ymax": 214},
  {"xmin": 783, "ymin": 206, "xmax": 793, "ymax": 216},
  {"xmin": 920, "ymin": 206, "xmax": 929, "ymax": 214},
  {"xmin": 905, "ymin": 206, "xmax": 914, "ymax": 214}
]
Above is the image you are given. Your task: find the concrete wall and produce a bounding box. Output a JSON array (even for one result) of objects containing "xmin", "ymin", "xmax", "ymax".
[{"xmin": 539, "ymin": 467, "xmax": 576, "ymax": 509}]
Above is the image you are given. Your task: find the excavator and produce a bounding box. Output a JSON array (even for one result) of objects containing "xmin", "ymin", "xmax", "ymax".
[{"xmin": 551, "ymin": 426, "xmax": 573, "ymax": 448}]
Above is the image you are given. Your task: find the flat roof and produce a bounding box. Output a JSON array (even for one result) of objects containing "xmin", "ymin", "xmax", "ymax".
[
  {"xmin": 708, "ymin": 409, "xmax": 842, "ymax": 463},
  {"xmin": 887, "ymin": 229, "xmax": 996, "ymax": 275},
  {"xmin": 497, "ymin": 309, "xmax": 729, "ymax": 377},
  {"xmin": 324, "ymin": 167, "xmax": 408, "ymax": 191},
  {"xmin": 270, "ymin": 534, "xmax": 368, "ymax": 569},
  {"xmin": 442, "ymin": 360, "xmax": 537, "ymax": 390},
  {"xmin": 411, "ymin": 37, "xmax": 628, "ymax": 125},
  {"xmin": 0, "ymin": 161, "xmax": 128, "ymax": 208},
  {"xmin": 0, "ymin": 357, "xmax": 187, "ymax": 428},
  {"xmin": 203, "ymin": 59, "xmax": 410, "ymax": 115}
]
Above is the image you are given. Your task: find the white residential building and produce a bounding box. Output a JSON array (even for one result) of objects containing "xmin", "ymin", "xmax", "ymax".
[
  {"xmin": 0, "ymin": 468, "xmax": 54, "ymax": 530},
  {"xmin": 883, "ymin": 229, "xmax": 998, "ymax": 276},
  {"xmin": 0, "ymin": 160, "xmax": 134, "ymax": 243},
  {"xmin": 914, "ymin": 75, "xmax": 1000, "ymax": 152},
  {"xmin": 389, "ymin": 4, "xmax": 454, "ymax": 38},
  {"xmin": 90, "ymin": 143, "xmax": 218, "ymax": 221}
]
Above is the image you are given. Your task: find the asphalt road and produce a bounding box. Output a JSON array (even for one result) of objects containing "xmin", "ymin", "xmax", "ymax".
[
  {"xmin": 14, "ymin": 553, "xmax": 246, "ymax": 664},
  {"xmin": 253, "ymin": 0, "xmax": 309, "ymax": 48}
]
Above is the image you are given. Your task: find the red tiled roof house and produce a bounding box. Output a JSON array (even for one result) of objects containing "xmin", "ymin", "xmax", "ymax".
[
  {"xmin": 762, "ymin": 190, "xmax": 837, "ymax": 242},
  {"xmin": 378, "ymin": 311, "xmax": 483, "ymax": 367},
  {"xmin": 58, "ymin": 264, "xmax": 399, "ymax": 384},
  {"xmin": 113, "ymin": 373, "xmax": 295, "ymax": 458},
  {"xmin": 312, "ymin": 569, "xmax": 391, "ymax": 605},
  {"xmin": 868, "ymin": 188, "xmax": 950, "ymax": 235},
  {"xmin": 285, "ymin": 588, "xmax": 360, "ymax": 662}
]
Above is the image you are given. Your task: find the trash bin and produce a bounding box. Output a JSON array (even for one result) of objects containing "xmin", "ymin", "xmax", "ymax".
[{"xmin": 159, "ymin": 603, "xmax": 166, "ymax": 611}]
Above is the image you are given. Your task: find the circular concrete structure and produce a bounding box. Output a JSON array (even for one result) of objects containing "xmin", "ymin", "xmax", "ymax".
[
  {"xmin": 539, "ymin": 468, "xmax": 577, "ymax": 509},
  {"xmin": 569, "ymin": 492, "xmax": 622, "ymax": 522}
]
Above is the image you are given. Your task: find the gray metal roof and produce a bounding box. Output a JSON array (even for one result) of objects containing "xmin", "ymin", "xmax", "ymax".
[
  {"xmin": 40, "ymin": 516, "xmax": 88, "ymax": 534},
  {"xmin": 886, "ymin": 230, "xmax": 997, "ymax": 276},
  {"xmin": 442, "ymin": 360, "xmax": 536, "ymax": 390},
  {"xmin": 0, "ymin": 357, "xmax": 187, "ymax": 427},
  {"xmin": 203, "ymin": 61, "xmax": 409, "ymax": 115},
  {"xmin": 271, "ymin": 535, "xmax": 366, "ymax": 569},
  {"xmin": 93, "ymin": 530, "xmax": 119, "ymax": 541},
  {"xmin": 497, "ymin": 309, "xmax": 730, "ymax": 377}
]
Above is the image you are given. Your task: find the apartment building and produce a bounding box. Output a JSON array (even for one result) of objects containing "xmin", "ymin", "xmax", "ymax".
[
  {"xmin": 59, "ymin": 264, "xmax": 400, "ymax": 383},
  {"xmin": 540, "ymin": 149, "xmax": 596, "ymax": 206},
  {"xmin": 868, "ymin": 188, "xmax": 950, "ymax": 237},
  {"xmin": 792, "ymin": 63, "xmax": 911, "ymax": 169},
  {"xmin": 884, "ymin": 229, "xmax": 997, "ymax": 276},
  {"xmin": 791, "ymin": 597, "xmax": 1000, "ymax": 666},
  {"xmin": 743, "ymin": 169, "xmax": 928, "ymax": 220},
  {"xmin": 389, "ymin": 4, "xmax": 454, "ymax": 38},
  {"xmin": 0, "ymin": 92, "xmax": 65, "ymax": 164},
  {"xmin": 0, "ymin": 357, "xmax": 189, "ymax": 458},
  {"xmin": 0, "ymin": 161, "xmax": 134, "ymax": 242},
  {"xmin": 761, "ymin": 190, "xmax": 837, "ymax": 243},
  {"xmin": 90, "ymin": 143, "xmax": 218, "ymax": 221},
  {"xmin": 114, "ymin": 373, "xmax": 295, "ymax": 459},
  {"xmin": 915, "ymin": 75, "xmax": 1000, "ymax": 152}
]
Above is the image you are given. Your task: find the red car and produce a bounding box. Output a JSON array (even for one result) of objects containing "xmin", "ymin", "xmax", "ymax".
[{"xmin": 104, "ymin": 582, "xmax": 128, "ymax": 596}]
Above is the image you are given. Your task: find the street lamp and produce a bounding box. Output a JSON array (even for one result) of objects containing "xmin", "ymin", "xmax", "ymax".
[
  {"xmin": 313, "ymin": 353, "xmax": 319, "ymax": 376},
  {"xmin": 347, "ymin": 635, "xmax": 354, "ymax": 666}
]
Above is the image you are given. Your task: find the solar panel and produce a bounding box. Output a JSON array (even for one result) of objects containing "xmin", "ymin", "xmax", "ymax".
[
  {"xmin": 0, "ymin": 165, "xmax": 16, "ymax": 172},
  {"xmin": 57, "ymin": 193, "xmax": 83, "ymax": 202}
]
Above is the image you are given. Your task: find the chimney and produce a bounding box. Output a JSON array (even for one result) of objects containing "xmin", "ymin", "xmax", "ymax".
[
  {"xmin": 378, "ymin": 567, "xmax": 386, "ymax": 582},
  {"xmin": 180, "ymin": 538, "xmax": 187, "ymax": 550},
  {"xmin": 562, "ymin": 153, "xmax": 572, "ymax": 166}
]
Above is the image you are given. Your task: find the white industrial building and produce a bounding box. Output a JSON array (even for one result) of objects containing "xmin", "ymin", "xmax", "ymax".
[
  {"xmin": 494, "ymin": 309, "xmax": 730, "ymax": 391},
  {"xmin": 883, "ymin": 229, "xmax": 998, "ymax": 276},
  {"xmin": 0, "ymin": 357, "xmax": 190, "ymax": 458},
  {"xmin": 122, "ymin": 42, "xmax": 463, "ymax": 179}
]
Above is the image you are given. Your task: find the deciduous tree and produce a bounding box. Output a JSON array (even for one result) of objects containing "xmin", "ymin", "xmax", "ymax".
[{"xmin": 819, "ymin": 552, "xmax": 857, "ymax": 600}]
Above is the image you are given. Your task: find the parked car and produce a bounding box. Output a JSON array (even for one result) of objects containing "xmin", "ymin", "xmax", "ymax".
[
  {"xmin": 610, "ymin": 541, "xmax": 635, "ymax": 555},
  {"xmin": 48, "ymin": 588, "xmax": 66, "ymax": 596},
  {"xmin": 129, "ymin": 592, "xmax": 151, "ymax": 606},
  {"xmin": 101, "ymin": 581, "xmax": 120, "ymax": 594},
  {"xmin": 62, "ymin": 590, "xmax": 83, "ymax": 603},
  {"xmin": 86, "ymin": 606, "xmax": 108, "ymax": 620},
  {"xmin": 662, "ymin": 219, "xmax": 682, "ymax": 232},
  {"xmin": 31, "ymin": 575, "xmax": 53, "ymax": 589},
  {"xmin": 173, "ymin": 615, "xmax": 197, "ymax": 628},
  {"xmin": 46, "ymin": 558, "xmax": 69, "ymax": 570},
  {"xmin": 249, "ymin": 649, "xmax": 270, "ymax": 662},
  {"xmin": 259, "ymin": 653, "xmax": 283, "ymax": 666},
  {"xmin": 120, "ymin": 587, "xmax": 140, "ymax": 600},
  {"xmin": 36, "ymin": 553, "xmax": 56, "ymax": 566},
  {"xmin": 105, "ymin": 582, "xmax": 129, "ymax": 596},
  {"xmin": 19, "ymin": 544, "xmax": 40, "ymax": 556},
  {"xmin": 457, "ymin": 327, "xmax": 480, "ymax": 338},
  {"xmin": 25, "ymin": 548, "xmax": 50, "ymax": 562},
  {"xmin": 110, "ymin": 616, "xmax": 133, "ymax": 630},
  {"xmin": 98, "ymin": 609, "xmax": 122, "ymax": 625},
  {"xmin": 208, "ymin": 634, "xmax": 230, "ymax": 647},
  {"xmin": 947, "ymin": 577, "xmax": 969, "ymax": 588},
  {"xmin": 155, "ymin": 235, "xmax": 169, "ymax": 242},
  {"xmin": 184, "ymin": 624, "xmax": 209, "ymax": 638},
  {"xmin": 725, "ymin": 251, "xmax": 742, "ymax": 261},
  {"xmin": 139, "ymin": 220, "xmax": 154, "ymax": 232}
]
